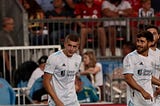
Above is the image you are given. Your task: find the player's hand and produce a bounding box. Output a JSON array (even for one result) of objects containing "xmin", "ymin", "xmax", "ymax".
[
  {"xmin": 141, "ymin": 90, "xmax": 153, "ymax": 101},
  {"xmin": 154, "ymin": 87, "xmax": 160, "ymax": 97}
]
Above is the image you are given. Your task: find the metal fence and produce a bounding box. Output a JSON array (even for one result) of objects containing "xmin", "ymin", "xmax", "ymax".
[
  {"xmin": 1, "ymin": 16, "xmax": 160, "ymax": 105},
  {"xmin": 27, "ymin": 17, "xmax": 160, "ymax": 57},
  {"xmin": 0, "ymin": 45, "xmax": 61, "ymax": 85}
]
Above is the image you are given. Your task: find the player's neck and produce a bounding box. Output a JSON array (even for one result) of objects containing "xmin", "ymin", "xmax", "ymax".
[{"xmin": 138, "ymin": 50, "xmax": 149, "ymax": 57}]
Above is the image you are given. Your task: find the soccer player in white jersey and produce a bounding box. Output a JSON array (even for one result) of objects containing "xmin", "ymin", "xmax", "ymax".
[
  {"xmin": 146, "ymin": 25, "xmax": 160, "ymax": 105},
  {"xmin": 43, "ymin": 34, "xmax": 81, "ymax": 106},
  {"xmin": 123, "ymin": 31, "xmax": 160, "ymax": 106}
]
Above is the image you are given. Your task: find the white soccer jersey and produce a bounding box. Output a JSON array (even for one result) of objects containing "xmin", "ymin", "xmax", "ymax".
[
  {"xmin": 123, "ymin": 50, "xmax": 155, "ymax": 106},
  {"xmin": 44, "ymin": 50, "xmax": 81, "ymax": 106},
  {"xmin": 149, "ymin": 48, "xmax": 160, "ymax": 105},
  {"xmin": 149, "ymin": 48, "xmax": 160, "ymax": 78}
]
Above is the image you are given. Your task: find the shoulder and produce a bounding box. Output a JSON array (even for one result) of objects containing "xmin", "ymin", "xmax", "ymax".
[
  {"xmin": 50, "ymin": 50, "xmax": 63, "ymax": 57},
  {"xmin": 119, "ymin": 0, "xmax": 131, "ymax": 7},
  {"xmin": 125, "ymin": 50, "xmax": 137, "ymax": 58},
  {"xmin": 123, "ymin": 50, "xmax": 137, "ymax": 62},
  {"xmin": 102, "ymin": 0, "xmax": 111, "ymax": 7},
  {"xmin": 102, "ymin": 0, "xmax": 110, "ymax": 4},
  {"xmin": 156, "ymin": 48, "xmax": 160, "ymax": 53},
  {"xmin": 150, "ymin": 8, "xmax": 154, "ymax": 11},
  {"xmin": 96, "ymin": 62, "xmax": 102, "ymax": 67},
  {"xmin": 73, "ymin": 53, "xmax": 82, "ymax": 61},
  {"xmin": 139, "ymin": 8, "xmax": 143, "ymax": 12},
  {"xmin": 47, "ymin": 50, "xmax": 63, "ymax": 62},
  {"xmin": 150, "ymin": 48, "xmax": 160, "ymax": 57},
  {"xmin": 122, "ymin": 0, "xmax": 130, "ymax": 4}
]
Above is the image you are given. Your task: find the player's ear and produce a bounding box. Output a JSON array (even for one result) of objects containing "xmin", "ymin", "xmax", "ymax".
[{"xmin": 158, "ymin": 34, "xmax": 160, "ymax": 40}]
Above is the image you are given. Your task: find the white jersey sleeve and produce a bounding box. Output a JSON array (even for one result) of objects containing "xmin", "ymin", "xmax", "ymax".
[{"xmin": 123, "ymin": 52, "xmax": 135, "ymax": 75}]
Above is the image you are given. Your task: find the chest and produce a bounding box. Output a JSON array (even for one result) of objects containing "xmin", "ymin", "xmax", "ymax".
[
  {"xmin": 80, "ymin": 6, "xmax": 100, "ymax": 18},
  {"xmin": 54, "ymin": 58, "xmax": 79, "ymax": 79},
  {"xmin": 133, "ymin": 57, "xmax": 153, "ymax": 76}
]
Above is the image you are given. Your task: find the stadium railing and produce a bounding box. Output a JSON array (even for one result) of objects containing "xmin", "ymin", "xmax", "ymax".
[{"xmin": 0, "ymin": 45, "xmax": 61, "ymax": 85}]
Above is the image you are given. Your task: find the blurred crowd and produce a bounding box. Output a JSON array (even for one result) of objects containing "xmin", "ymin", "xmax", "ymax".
[{"xmin": 17, "ymin": 0, "xmax": 160, "ymax": 57}]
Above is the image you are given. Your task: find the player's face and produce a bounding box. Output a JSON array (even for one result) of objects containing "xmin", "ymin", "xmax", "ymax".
[
  {"xmin": 64, "ymin": 39, "xmax": 79, "ymax": 57},
  {"xmin": 147, "ymin": 28, "xmax": 159, "ymax": 46},
  {"xmin": 136, "ymin": 37, "xmax": 150, "ymax": 54}
]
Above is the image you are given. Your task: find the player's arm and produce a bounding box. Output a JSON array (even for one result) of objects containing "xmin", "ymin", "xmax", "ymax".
[
  {"xmin": 43, "ymin": 72, "xmax": 64, "ymax": 106},
  {"xmin": 152, "ymin": 76, "xmax": 160, "ymax": 97},
  {"xmin": 124, "ymin": 74, "xmax": 153, "ymax": 100},
  {"xmin": 152, "ymin": 76, "xmax": 160, "ymax": 86}
]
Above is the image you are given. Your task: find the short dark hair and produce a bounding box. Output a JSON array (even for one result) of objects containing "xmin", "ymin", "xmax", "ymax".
[
  {"xmin": 65, "ymin": 34, "xmax": 80, "ymax": 43},
  {"xmin": 137, "ymin": 31, "xmax": 153, "ymax": 42},
  {"xmin": 145, "ymin": 25, "xmax": 159, "ymax": 34}
]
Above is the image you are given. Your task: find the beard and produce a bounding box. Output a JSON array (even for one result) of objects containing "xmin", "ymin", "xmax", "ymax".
[{"xmin": 136, "ymin": 46, "xmax": 149, "ymax": 54}]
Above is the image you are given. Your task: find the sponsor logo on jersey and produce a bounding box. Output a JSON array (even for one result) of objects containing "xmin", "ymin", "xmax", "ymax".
[{"xmin": 137, "ymin": 69, "xmax": 152, "ymax": 76}]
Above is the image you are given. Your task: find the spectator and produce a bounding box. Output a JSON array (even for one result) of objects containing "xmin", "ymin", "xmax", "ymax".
[
  {"xmin": 19, "ymin": 0, "xmax": 53, "ymax": 12},
  {"xmin": 74, "ymin": 0, "xmax": 106, "ymax": 56},
  {"xmin": 80, "ymin": 51, "xmax": 104, "ymax": 101},
  {"xmin": 127, "ymin": 0, "xmax": 141, "ymax": 16},
  {"xmin": 138, "ymin": 0, "xmax": 154, "ymax": 31},
  {"xmin": 22, "ymin": 0, "xmax": 45, "ymax": 29},
  {"xmin": 64, "ymin": 0, "xmax": 83, "ymax": 17},
  {"xmin": 22, "ymin": 0, "xmax": 47, "ymax": 45},
  {"xmin": 35, "ymin": 0, "xmax": 54, "ymax": 12},
  {"xmin": 27, "ymin": 55, "xmax": 48, "ymax": 93},
  {"xmin": 75, "ymin": 75, "xmax": 99, "ymax": 103},
  {"xmin": 14, "ymin": 61, "xmax": 38, "ymax": 87},
  {"xmin": 0, "ymin": 17, "xmax": 15, "ymax": 83},
  {"xmin": 126, "ymin": 0, "xmax": 141, "ymax": 43},
  {"xmin": 102, "ymin": 0, "xmax": 132, "ymax": 56},
  {"xmin": 46, "ymin": 0, "xmax": 75, "ymax": 46},
  {"xmin": 29, "ymin": 76, "xmax": 48, "ymax": 104}
]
